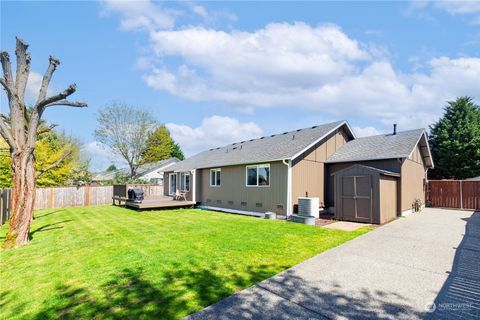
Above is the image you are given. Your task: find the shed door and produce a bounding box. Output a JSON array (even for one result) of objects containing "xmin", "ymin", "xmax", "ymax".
[{"xmin": 341, "ymin": 175, "xmax": 372, "ymax": 222}]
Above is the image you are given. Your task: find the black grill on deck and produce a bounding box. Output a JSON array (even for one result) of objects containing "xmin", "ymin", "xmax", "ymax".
[{"xmin": 127, "ymin": 188, "xmax": 144, "ymax": 203}]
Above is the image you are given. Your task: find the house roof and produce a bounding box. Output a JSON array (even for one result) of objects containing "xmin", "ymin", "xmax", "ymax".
[
  {"xmin": 136, "ymin": 157, "xmax": 180, "ymax": 177},
  {"xmin": 330, "ymin": 164, "xmax": 401, "ymax": 177},
  {"xmin": 325, "ymin": 128, "xmax": 434, "ymax": 168},
  {"xmin": 169, "ymin": 121, "xmax": 354, "ymax": 172},
  {"xmin": 92, "ymin": 157, "xmax": 180, "ymax": 181}
]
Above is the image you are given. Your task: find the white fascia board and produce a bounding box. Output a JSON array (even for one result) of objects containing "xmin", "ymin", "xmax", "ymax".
[
  {"xmin": 291, "ymin": 121, "xmax": 353, "ymax": 162},
  {"xmin": 408, "ymin": 131, "xmax": 434, "ymax": 168}
]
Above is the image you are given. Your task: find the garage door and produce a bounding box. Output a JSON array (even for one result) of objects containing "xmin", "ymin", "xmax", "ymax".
[{"xmin": 341, "ymin": 175, "xmax": 372, "ymax": 222}]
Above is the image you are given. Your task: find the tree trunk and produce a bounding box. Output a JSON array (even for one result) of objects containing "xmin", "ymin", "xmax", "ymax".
[
  {"xmin": 130, "ymin": 164, "xmax": 137, "ymax": 180},
  {"xmin": 3, "ymin": 150, "xmax": 36, "ymax": 248}
]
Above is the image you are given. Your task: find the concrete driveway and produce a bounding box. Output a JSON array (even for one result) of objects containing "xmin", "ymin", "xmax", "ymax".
[{"xmin": 187, "ymin": 208, "xmax": 480, "ymax": 320}]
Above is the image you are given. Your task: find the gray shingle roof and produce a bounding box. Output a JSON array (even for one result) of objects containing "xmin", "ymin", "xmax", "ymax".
[
  {"xmin": 331, "ymin": 164, "xmax": 401, "ymax": 177},
  {"xmin": 169, "ymin": 121, "xmax": 350, "ymax": 171},
  {"xmin": 325, "ymin": 128, "xmax": 430, "ymax": 165}
]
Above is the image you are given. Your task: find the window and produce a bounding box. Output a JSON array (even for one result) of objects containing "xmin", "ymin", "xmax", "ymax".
[
  {"xmin": 180, "ymin": 172, "xmax": 190, "ymax": 191},
  {"xmin": 246, "ymin": 164, "xmax": 270, "ymax": 187},
  {"xmin": 210, "ymin": 169, "xmax": 221, "ymax": 186}
]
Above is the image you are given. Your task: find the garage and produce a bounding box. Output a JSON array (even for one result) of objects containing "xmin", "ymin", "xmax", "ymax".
[{"xmin": 332, "ymin": 164, "xmax": 400, "ymax": 224}]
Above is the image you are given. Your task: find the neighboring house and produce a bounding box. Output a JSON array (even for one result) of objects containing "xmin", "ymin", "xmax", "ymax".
[
  {"xmin": 93, "ymin": 158, "xmax": 180, "ymax": 185},
  {"xmin": 466, "ymin": 176, "xmax": 480, "ymax": 181},
  {"xmin": 136, "ymin": 158, "xmax": 180, "ymax": 184},
  {"xmin": 164, "ymin": 121, "xmax": 433, "ymax": 224}
]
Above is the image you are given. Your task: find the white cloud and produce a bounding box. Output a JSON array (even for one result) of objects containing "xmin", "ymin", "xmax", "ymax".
[
  {"xmin": 166, "ymin": 115, "xmax": 262, "ymax": 156},
  {"xmin": 100, "ymin": 0, "xmax": 176, "ymax": 31},
  {"xmin": 434, "ymin": 1, "xmax": 480, "ymax": 15},
  {"xmin": 410, "ymin": 1, "xmax": 480, "ymax": 23},
  {"xmin": 24, "ymin": 71, "xmax": 55, "ymax": 104},
  {"xmin": 353, "ymin": 126, "xmax": 381, "ymax": 138},
  {"xmin": 82, "ymin": 141, "xmax": 125, "ymax": 171},
  {"xmin": 105, "ymin": 1, "xmax": 480, "ymax": 132},
  {"xmin": 141, "ymin": 22, "xmax": 480, "ymax": 129}
]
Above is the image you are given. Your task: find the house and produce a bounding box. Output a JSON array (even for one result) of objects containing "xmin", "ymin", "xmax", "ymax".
[
  {"xmin": 164, "ymin": 121, "xmax": 433, "ymax": 224},
  {"xmin": 93, "ymin": 157, "xmax": 180, "ymax": 185},
  {"xmin": 135, "ymin": 158, "xmax": 180, "ymax": 185}
]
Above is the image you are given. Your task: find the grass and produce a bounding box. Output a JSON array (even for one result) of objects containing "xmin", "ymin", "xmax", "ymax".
[{"xmin": 0, "ymin": 206, "xmax": 372, "ymax": 319}]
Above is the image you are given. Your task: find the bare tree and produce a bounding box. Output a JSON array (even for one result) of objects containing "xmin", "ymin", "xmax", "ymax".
[
  {"xmin": 0, "ymin": 38, "xmax": 86, "ymax": 248},
  {"xmin": 94, "ymin": 103, "xmax": 157, "ymax": 179}
]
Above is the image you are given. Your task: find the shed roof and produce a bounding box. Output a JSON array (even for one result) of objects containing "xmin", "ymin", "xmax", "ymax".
[
  {"xmin": 169, "ymin": 121, "xmax": 354, "ymax": 172},
  {"xmin": 325, "ymin": 129, "xmax": 434, "ymax": 168},
  {"xmin": 330, "ymin": 164, "xmax": 401, "ymax": 177}
]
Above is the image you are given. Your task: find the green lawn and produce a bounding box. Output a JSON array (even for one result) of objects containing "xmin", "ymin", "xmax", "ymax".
[{"xmin": 0, "ymin": 206, "xmax": 371, "ymax": 319}]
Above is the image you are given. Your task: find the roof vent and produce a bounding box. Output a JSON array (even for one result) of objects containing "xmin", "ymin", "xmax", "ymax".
[
  {"xmin": 260, "ymin": 136, "xmax": 265, "ymax": 139},
  {"xmin": 296, "ymin": 129, "xmax": 302, "ymax": 132},
  {"xmin": 270, "ymin": 134, "xmax": 276, "ymax": 137},
  {"xmin": 283, "ymin": 132, "xmax": 288, "ymax": 135},
  {"xmin": 311, "ymin": 125, "xmax": 317, "ymax": 129},
  {"xmin": 393, "ymin": 124, "xmax": 397, "ymax": 135},
  {"xmin": 249, "ymin": 139, "xmax": 254, "ymax": 141},
  {"xmin": 240, "ymin": 141, "xmax": 245, "ymax": 144}
]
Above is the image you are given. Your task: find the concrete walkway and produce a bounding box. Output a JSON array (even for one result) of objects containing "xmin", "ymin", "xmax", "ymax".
[{"xmin": 187, "ymin": 208, "xmax": 480, "ymax": 320}]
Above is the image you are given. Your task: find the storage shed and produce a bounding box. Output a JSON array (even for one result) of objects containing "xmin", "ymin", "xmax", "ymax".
[{"xmin": 332, "ymin": 164, "xmax": 400, "ymax": 224}]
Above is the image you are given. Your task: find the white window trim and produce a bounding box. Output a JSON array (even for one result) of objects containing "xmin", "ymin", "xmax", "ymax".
[
  {"xmin": 210, "ymin": 168, "xmax": 221, "ymax": 187},
  {"xmin": 168, "ymin": 173, "xmax": 176, "ymax": 196},
  {"xmin": 245, "ymin": 163, "xmax": 270, "ymax": 187},
  {"xmin": 180, "ymin": 172, "xmax": 190, "ymax": 192}
]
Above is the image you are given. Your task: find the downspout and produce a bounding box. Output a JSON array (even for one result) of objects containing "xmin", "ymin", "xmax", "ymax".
[{"xmin": 282, "ymin": 159, "xmax": 292, "ymax": 216}]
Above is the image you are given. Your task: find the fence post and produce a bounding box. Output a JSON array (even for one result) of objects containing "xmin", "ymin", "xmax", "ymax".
[
  {"xmin": 0, "ymin": 189, "xmax": 3, "ymax": 226},
  {"xmin": 50, "ymin": 188, "xmax": 53, "ymax": 208},
  {"xmin": 459, "ymin": 180, "xmax": 463, "ymax": 209}
]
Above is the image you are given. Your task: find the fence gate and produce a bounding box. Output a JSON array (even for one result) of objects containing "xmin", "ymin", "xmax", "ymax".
[{"xmin": 428, "ymin": 180, "xmax": 480, "ymax": 210}]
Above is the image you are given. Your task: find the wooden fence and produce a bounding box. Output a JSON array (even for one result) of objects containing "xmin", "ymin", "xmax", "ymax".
[
  {"xmin": 0, "ymin": 185, "xmax": 164, "ymax": 226},
  {"xmin": 428, "ymin": 180, "xmax": 480, "ymax": 210},
  {"xmin": 0, "ymin": 189, "xmax": 12, "ymax": 226}
]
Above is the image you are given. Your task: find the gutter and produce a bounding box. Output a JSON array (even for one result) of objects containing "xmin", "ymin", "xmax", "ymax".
[{"xmin": 282, "ymin": 159, "xmax": 292, "ymax": 216}]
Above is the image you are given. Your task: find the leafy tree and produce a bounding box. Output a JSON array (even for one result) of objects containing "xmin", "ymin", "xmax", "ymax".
[
  {"xmin": 94, "ymin": 103, "xmax": 157, "ymax": 179},
  {"xmin": 429, "ymin": 96, "xmax": 480, "ymax": 179},
  {"xmin": 0, "ymin": 128, "xmax": 87, "ymax": 188},
  {"xmin": 141, "ymin": 125, "xmax": 185, "ymax": 163},
  {"xmin": 171, "ymin": 142, "xmax": 185, "ymax": 160},
  {"xmin": 106, "ymin": 164, "xmax": 117, "ymax": 172}
]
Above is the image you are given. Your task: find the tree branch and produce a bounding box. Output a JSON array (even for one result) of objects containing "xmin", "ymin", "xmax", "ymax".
[
  {"xmin": 0, "ymin": 113, "xmax": 15, "ymax": 148},
  {"xmin": 0, "ymin": 51, "xmax": 15, "ymax": 96},
  {"xmin": 15, "ymin": 37, "xmax": 31, "ymax": 101},
  {"xmin": 36, "ymin": 84, "xmax": 79, "ymax": 112},
  {"xmin": 36, "ymin": 55, "xmax": 60, "ymax": 104},
  {"xmin": 44, "ymin": 100, "xmax": 87, "ymax": 108},
  {"xmin": 37, "ymin": 124, "xmax": 58, "ymax": 135},
  {"xmin": 0, "ymin": 78, "xmax": 14, "ymax": 97},
  {"xmin": 36, "ymin": 149, "xmax": 72, "ymax": 178}
]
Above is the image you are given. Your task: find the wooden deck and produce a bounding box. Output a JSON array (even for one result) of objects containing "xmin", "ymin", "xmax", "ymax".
[{"xmin": 125, "ymin": 196, "xmax": 196, "ymax": 210}]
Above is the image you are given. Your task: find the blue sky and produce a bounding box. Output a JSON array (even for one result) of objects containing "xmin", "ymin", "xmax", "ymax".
[{"xmin": 1, "ymin": 1, "xmax": 479, "ymax": 170}]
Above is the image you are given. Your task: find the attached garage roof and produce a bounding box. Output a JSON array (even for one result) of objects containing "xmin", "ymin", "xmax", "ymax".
[
  {"xmin": 168, "ymin": 120, "xmax": 354, "ymax": 171},
  {"xmin": 325, "ymin": 128, "xmax": 434, "ymax": 168}
]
